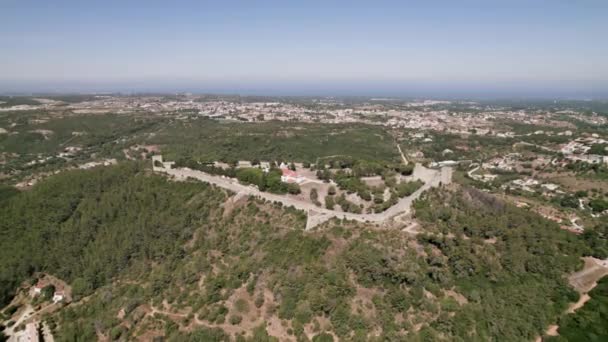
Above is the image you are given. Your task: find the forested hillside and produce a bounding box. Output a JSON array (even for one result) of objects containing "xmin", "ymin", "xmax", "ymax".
[
  {"xmin": 0, "ymin": 162, "xmax": 227, "ymax": 306},
  {"xmin": 0, "ymin": 163, "xmax": 599, "ymax": 341},
  {"xmin": 546, "ymin": 277, "xmax": 608, "ymax": 341},
  {"xmin": 151, "ymin": 120, "xmax": 398, "ymax": 163}
]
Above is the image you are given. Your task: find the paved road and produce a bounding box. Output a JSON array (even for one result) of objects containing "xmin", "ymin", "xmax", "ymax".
[{"xmin": 156, "ymin": 163, "xmax": 451, "ymax": 228}]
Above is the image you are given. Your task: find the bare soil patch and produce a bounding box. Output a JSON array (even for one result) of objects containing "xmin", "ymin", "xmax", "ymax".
[
  {"xmin": 569, "ymin": 257, "xmax": 608, "ymax": 293},
  {"xmin": 361, "ymin": 176, "xmax": 385, "ymax": 187},
  {"xmin": 567, "ymin": 293, "xmax": 590, "ymax": 313},
  {"xmin": 443, "ymin": 289, "xmax": 468, "ymax": 305},
  {"xmin": 545, "ymin": 172, "xmax": 608, "ymax": 193}
]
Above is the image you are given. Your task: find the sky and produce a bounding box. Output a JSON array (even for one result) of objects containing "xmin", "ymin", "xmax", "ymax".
[{"xmin": 1, "ymin": 0, "xmax": 607, "ymax": 97}]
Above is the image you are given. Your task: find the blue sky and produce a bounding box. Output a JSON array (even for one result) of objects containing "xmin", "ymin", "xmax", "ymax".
[{"xmin": 1, "ymin": 0, "xmax": 607, "ymax": 97}]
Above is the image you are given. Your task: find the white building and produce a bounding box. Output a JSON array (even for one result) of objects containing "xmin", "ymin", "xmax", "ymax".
[
  {"xmin": 280, "ymin": 168, "xmax": 305, "ymax": 184},
  {"xmin": 53, "ymin": 291, "xmax": 64, "ymax": 303}
]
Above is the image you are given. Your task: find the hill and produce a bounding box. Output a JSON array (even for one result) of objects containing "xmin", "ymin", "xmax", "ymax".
[{"xmin": 0, "ymin": 162, "xmax": 598, "ymax": 341}]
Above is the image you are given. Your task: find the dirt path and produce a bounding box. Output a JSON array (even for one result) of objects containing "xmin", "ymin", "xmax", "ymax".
[
  {"xmin": 569, "ymin": 257, "xmax": 608, "ymax": 293},
  {"xmin": 42, "ymin": 321, "xmax": 55, "ymax": 342},
  {"xmin": 396, "ymin": 144, "xmax": 408, "ymax": 164},
  {"xmin": 567, "ymin": 293, "xmax": 590, "ymax": 313},
  {"xmin": 148, "ymin": 301, "xmax": 272, "ymax": 339},
  {"xmin": 545, "ymin": 325, "xmax": 559, "ymax": 337},
  {"xmin": 536, "ymin": 257, "xmax": 608, "ymax": 341},
  {"xmin": 3, "ymin": 305, "xmax": 34, "ymax": 338},
  {"xmin": 401, "ymin": 222, "xmax": 420, "ymax": 235}
]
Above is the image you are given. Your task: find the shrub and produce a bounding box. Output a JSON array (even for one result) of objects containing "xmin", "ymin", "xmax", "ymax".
[
  {"xmin": 310, "ymin": 188, "xmax": 321, "ymax": 206},
  {"xmin": 312, "ymin": 332, "xmax": 334, "ymax": 342},
  {"xmin": 110, "ymin": 326, "xmax": 125, "ymax": 340},
  {"xmin": 325, "ymin": 196, "xmax": 335, "ymax": 210},
  {"xmin": 229, "ymin": 315, "xmax": 242, "ymax": 325},
  {"xmin": 235, "ymin": 298, "xmax": 249, "ymax": 313},
  {"xmin": 254, "ymin": 294, "xmax": 265, "ymax": 308},
  {"xmin": 41, "ymin": 285, "xmax": 55, "ymax": 301}
]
